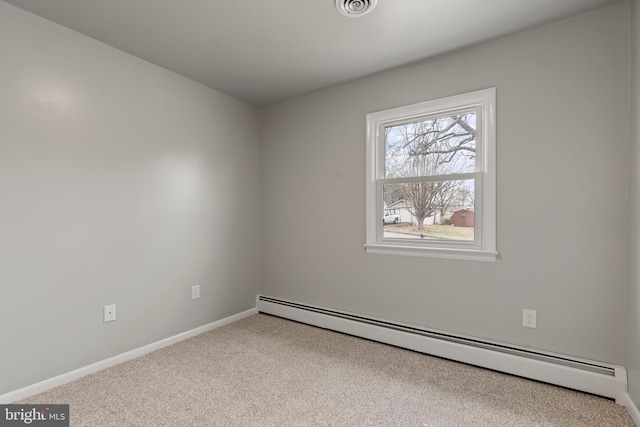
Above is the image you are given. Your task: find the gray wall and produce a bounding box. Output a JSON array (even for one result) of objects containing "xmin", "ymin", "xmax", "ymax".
[
  {"xmin": 0, "ymin": 2, "xmax": 261, "ymax": 395},
  {"xmin": 261, "ymin": 3, "xmax": 630, "ymax": 364},
  {"xmin": 627, "ymin": 0, "xmax": 640, "ymax": 409}
]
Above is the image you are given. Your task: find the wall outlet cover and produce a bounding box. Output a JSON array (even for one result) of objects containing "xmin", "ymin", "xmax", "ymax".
[
  {"xmin": 104, "ymin": 304, "xmax": 116, "ymax": 322},
  {"xmin": 523, "ymin": 309, "xmax": 536, "ymax": 328}
]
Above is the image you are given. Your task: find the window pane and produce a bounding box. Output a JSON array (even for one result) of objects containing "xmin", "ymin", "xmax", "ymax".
[
  {"xmin": 384, "ymin": 112, "xmax": 476, "ymax": 178},
  {"xmin": 383, "ymin": 179, "xmax": 475, "ymax": 241}
]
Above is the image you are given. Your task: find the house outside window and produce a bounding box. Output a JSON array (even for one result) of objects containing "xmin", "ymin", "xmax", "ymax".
[{"xmin": 364, "ymin": 88, "xmax": 497, "ymax": 261}]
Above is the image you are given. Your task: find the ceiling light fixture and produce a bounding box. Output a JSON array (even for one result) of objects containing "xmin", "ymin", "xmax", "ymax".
[{"xmin": 335, "ymin": 0, "xmax": 377, "ymax": 17}]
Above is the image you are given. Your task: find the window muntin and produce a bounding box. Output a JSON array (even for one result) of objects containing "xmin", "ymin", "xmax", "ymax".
[{"xmin": 365, "ymin": 88, "xmax": 496, "ymax": 261}]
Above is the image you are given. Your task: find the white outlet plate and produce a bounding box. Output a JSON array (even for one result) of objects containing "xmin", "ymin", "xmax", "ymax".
[
  {"xmin": 104, "ymin": 304, "xmax": 116, "ymax": 322},
  {"xmin": 192, "ymin": 285, "xmax": 200, "ymax": 299},
  {"xmin": 523, "ymin": 309, "xmax": 536, "ymax": 328}
]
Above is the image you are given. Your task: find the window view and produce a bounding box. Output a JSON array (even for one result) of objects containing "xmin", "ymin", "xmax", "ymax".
[
  {"xmin": 383, "ymin": 112, "xmax": 476, "ymax": 242},
  {"xmin": 383, "ymin": 180, "xmax": 475, "ymax": 241},
  {"xmin": 365, "ymin": 88, "xmax": 496, "ymax": 261}
]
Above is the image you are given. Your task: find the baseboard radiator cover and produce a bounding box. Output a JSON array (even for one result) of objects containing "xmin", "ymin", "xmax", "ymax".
[{"xmin": 256, "ymin": 295, "xmax": 627, "ymax": 404}]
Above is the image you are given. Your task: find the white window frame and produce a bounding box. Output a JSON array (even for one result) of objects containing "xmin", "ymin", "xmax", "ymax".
[{"xmin": 364, "ymin": 88, "xmax": 497, "ymax": 262}]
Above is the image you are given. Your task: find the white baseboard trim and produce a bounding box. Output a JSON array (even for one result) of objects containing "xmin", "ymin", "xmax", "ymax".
[
  {"xmin": 256, "ymin": 295, "xmax": 628, "ymax": 404},
  {"xmin": 622, "ymin": 393, "xmax": 640, "ymax": 426},
  {"xmin": 0, "ymin": 308, "xmax": 257, "ymax": 404}
]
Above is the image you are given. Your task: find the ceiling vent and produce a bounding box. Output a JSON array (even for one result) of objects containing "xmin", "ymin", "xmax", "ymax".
[{"xmin": 335, "ymin": 0, "xmax": 377, "ymax": 17}]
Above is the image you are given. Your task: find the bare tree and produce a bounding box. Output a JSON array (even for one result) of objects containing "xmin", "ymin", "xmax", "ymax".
[
  {"xmin": 434, "ymin": 180, "xmax": 463, "ymax": 224},
  {"xmin": 384, "ymin": 114, "xmax": 476, "ymax": 231},
  {"xmin": 408, "ymin": 115, "xmax": 476, "ymax": 160},
  {"xmin": 402, "ymin": 183, "xmax": 437, "ymax": 230},
  {"xmin": 451, "ymin": 185, "xmax": 475, "ymax": 211},
  {"xmin": 383, "ymin": 184, "xmax": 404, "ymax": 206}
]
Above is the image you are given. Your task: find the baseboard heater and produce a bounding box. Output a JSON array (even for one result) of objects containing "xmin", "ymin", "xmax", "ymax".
[{"xmin": 256, "ymin": 295, "xmax": 627, "ymax": 404}]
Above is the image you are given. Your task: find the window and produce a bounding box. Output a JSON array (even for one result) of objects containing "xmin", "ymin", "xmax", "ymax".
[{"xmin": 365, "ymin": 88, "xmax": 497, "ymax": 261}]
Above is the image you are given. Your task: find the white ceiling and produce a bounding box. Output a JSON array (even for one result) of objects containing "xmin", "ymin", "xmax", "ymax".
[{"xmin": 3, "ymin": 0, "xmax": 623, "ymax": 107}]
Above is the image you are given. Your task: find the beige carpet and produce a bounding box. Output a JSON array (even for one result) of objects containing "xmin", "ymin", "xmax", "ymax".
[{"xmin": 17, "ymin": 314, "xmax": 634, "ymax": 426}]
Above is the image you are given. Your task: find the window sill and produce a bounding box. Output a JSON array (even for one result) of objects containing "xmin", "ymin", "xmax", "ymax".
[{"xmin": 363, "ymin": 243, "xmax": 498, "ymax": 262}]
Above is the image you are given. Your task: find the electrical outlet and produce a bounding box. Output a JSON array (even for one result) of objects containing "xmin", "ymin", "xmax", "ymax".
[
  {"xmin": 104, "ymin": 304, "xmax": 116, "ymax": 322},
  {"xmin": 192, "ymin": 285, "xmax": 200, "ymax": 300},
  {"xmin": 523, "ymin": 309, "xmax": 536, "ymax": 328}
]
